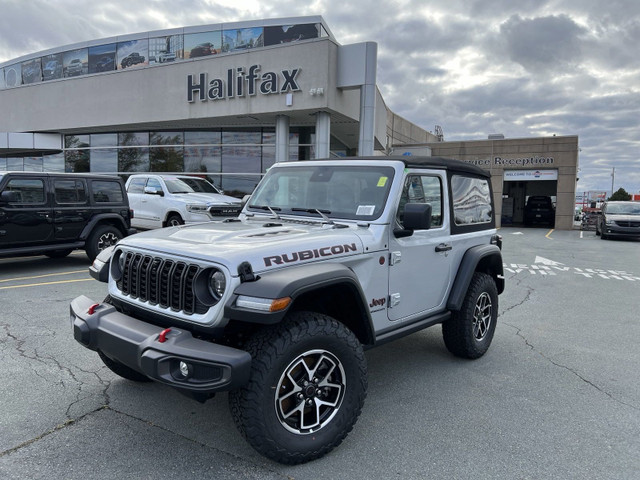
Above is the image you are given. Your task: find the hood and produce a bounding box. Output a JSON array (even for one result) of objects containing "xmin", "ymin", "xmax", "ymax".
[
  {"xmin": 118, "ymin": 218, "xmax": 368, "ymax": 274},
  {"xmin": 171, "ymin": 192, "xmax": 241, "ymax": 205}
]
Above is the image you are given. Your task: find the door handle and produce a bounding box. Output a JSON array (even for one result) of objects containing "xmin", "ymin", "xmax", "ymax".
[{"xmin": 435, "ymin": 243, "xmax": 452, "ymax": 252}]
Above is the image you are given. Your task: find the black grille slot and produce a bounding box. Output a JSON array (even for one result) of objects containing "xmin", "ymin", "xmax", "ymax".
[
  {"xmin": 615, "ymin": 220, "xmax": 640, "ymax": 228},
  {"xmin": 116, "ymin": 253, "xmax": 207, "ymax": 316}
]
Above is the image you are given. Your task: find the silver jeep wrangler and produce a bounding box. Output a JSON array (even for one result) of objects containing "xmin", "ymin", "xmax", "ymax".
[{"xmin": 71, "ymin": 157, "xmax": 504, "ymax": 464}]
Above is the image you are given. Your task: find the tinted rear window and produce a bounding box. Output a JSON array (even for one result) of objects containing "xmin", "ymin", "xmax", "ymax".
[{"xmin": 91, "ymin": 180, "xmax": 124, "ymax": 203}]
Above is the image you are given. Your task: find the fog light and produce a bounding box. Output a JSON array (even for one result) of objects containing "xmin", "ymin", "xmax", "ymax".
[{"xmin": 179, "ymin": 361, "xmax": 193, "ymax": 378}]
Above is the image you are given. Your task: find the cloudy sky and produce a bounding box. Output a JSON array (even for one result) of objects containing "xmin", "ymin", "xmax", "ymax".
[{"xmin": 1, "ymin": 0, "xmax": 639, "ymax": 195}]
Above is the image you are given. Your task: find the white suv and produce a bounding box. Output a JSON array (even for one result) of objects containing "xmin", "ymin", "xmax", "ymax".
[{"xmin": 125, "ymin": 174, "xmax": 241, "ymax": 229}]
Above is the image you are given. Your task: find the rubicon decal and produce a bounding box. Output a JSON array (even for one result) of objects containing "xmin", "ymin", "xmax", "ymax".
[
  {"xmin": 187, "ymin": 64, "xmax": 301, "ymax": 102},
  {"xmin": 264, "ymin": 243, "xmax": 358, "ymax": 267}
]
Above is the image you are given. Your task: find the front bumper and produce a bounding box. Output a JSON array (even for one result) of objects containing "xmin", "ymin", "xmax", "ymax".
[
  {"xmin": 602, "ymin": 224, "xmax": 640, "ymax": 237},
  {"xmin": 70, "ymin": 295, "xmax": 251, "ymax": 394}
]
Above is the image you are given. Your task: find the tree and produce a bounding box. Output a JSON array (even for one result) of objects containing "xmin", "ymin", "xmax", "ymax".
[{"xmin": 608, "ymin": 188, "xmax": 631, "ymax": 201}]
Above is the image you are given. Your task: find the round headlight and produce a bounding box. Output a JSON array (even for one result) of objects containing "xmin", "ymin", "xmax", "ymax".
[{"xmin": 209, "ymin": 270, "xmax": 226, "ymax": 299}]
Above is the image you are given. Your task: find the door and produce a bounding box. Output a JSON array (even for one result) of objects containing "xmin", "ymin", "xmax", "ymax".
[
  {"xmin": 53, "ymin": 178, "xmax": 90, "ymax": 240},
  {"xmin": 127, "ymin": 176, "xmax": 153, "ymax": 229},
  {"xmin": 387, "ymin": 173, "xmax": 452, "ymax": 321},
  {"xmin": 0, "ymin": 176, "xmax": 53, "ymax": 248}
]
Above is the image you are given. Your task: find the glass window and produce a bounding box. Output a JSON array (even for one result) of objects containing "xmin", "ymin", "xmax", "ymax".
[
  {"xmin": 146, "ymin": 177, "xmax": 162, "ymax": 191},
  {"xmin": 184, "ymin": 31, "xmax": 222, "ymax": 59},
  {"xmin": 397, "ymin": 175, "xmax": 443, "ymax": 228},
  {"xmin": 222, "ymin": 145, "xmax": 261, "ymax": 196},
  {"xmin": 24, "ymin": 156, "xmax": 43, "ymax": 172},
  {"xmin": 90, "ymin": 134, "xmax": 117, "ymax": 147},
  {"xmin": 43, "ymin": 153, "xmax": 65, "ymax": 172},
  {"xmin": 451, "ymin": 175, "xmax": 492, "ymax": 225},
  {"xmin": 65, "ymin": 135, "xmax": 90, "ymax": 149},
  {"xmin": 185, "ymin": 130, "xmax": 221, "ymax": 145},
  {"xmin": 127, "ymin": 177, "xmax": 147, "ymax": 193},
  {"xmin": 149, "ymin": 34, "xmax": 184, "ymax": 64},
  {"xmin": 54, "ymin": 179, "xmax": 87, "ymax": 204},
  {"xmin": 222, "ymin": 27, "xmax": 264, "ymax": 52},
  {"xmin": 21, "ymin": 58, "xmax": 42, "ymax": 84},
  {"xmin": 42, "ymin": 53, "xmax": 63, "ymax": 81},
  {"xmin": 88, "ymin": 43, "xmax": 117, "ymax": 74},
  {"xmin": 91, "ymin": 149, "xmax": 118, "ymax": 173},
  {"xmin": 65, "ymin": 150, "xmax": 90, "ymax": 173},
  {"xmin": 5, "ymin": 178, "xmax": 45, "ymax": 204},
  {"xmin": 63, "ymin": 48, "xmax": 88, "ymax": 78},
  {"xmin": 150, "ymin": 147, "xmax": 184, "ymax": 172},
  {"xmin": 118, "ymin": 132, "xmax": 148, "ymax": 146},
  {"xmin": 263, "ymin": 24, "xmax": 319, "ymax": 46},
  {"xmin": 118, "ymin": 132, "xmax": 149, "ymax": 172},
  {"xmin": 91, "ymin": 180, "xmax": 124, "ymax": 203},
  {"xmin": 184, "ymin": 145, "xmax": 221, "ymax": 173},
  {"xmin": 5, "ymin": 64, "xmax": 22, "ymax": 88},
  {"xmin": 6, "ymin": 158, "xmax": 23, "ymax": 170},
  {"xmin": 0, "ymin": 158, "xmax": 6, "ymax": 170},
  {"xmin": 150, "ymin": 132, "xmax": 184, "ymax": 145},
  {"xmin": 0, "ymin": 68, "xmax": 5, "ymax": 89},
  {"xmin": 117, "ymin": 39, "xmax": 149, "ymax": 70}
]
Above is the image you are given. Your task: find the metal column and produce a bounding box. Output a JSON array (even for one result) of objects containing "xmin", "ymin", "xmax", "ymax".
[{"xmin": 315, "ymin": 111, "xmax": 330, "ymax": 159}]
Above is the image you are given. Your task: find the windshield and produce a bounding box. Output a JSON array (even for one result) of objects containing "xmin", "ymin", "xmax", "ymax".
[
  {"xmin": 178, "ymin": 177, "xmax": 222, "ymax": 194},
  {"xmin": 163, "ymin": 177, "xmax": 196, "ymax": 194},
  {"xmin": 248, "ymin": 165, "xmax": 395, "ymax": 221},
  {"xmin": 606, "ymin": 202, "xmax": 640, "ymax": 215}
]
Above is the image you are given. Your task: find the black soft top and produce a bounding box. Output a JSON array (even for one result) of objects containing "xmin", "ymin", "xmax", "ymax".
[
  {"xmin": 396, "ymin": 156, "xmax": 490, "ymax": 178},
  {"xmin": 336, "ymin": 156, "xmax": 490, "ymax": 178}
]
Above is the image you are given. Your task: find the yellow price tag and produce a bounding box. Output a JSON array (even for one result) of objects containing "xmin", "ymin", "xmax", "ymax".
[{"xmin": 377, "ymin": 177, "xmax": 388, "ymax": 187}]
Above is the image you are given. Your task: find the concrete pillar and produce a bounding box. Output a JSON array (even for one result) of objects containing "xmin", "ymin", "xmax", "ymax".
[
  {"xmin": 315, "ymin": 111, "xmax": 331, "ymax": 159},
  {"xmin": 275, "ymin": 114, "xmax": 290, "ymax": 162}
]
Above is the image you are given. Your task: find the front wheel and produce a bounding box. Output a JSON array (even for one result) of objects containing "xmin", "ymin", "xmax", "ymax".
[
  {"xmin": 229, "ymin": 311, "xmax": 367, "ymax": 464},
  {"xmin": 442, "ymin": 272, "xmax": 498, "ymax": 359},
  {"xmin": 165, "ymin": 214, "xmax": 184, "ymax": 227},
  {"xmin": 85, "ymin": 225, "xmax": 122, "ymax": 261}
]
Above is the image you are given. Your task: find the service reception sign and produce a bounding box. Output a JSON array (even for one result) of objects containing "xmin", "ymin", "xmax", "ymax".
[{"xmin": 503, "ymin": 169, "xmax": 558, "ymax": 181}]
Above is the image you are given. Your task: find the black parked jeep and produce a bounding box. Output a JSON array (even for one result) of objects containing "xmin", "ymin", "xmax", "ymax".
[{"xmin": 0, "ymin": 172, "xmax": 134, "ymax": 260}]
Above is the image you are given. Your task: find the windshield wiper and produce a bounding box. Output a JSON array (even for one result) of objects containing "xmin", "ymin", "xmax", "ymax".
[
  {"xmin": 248, "ymin": 204, "xmax": 282, "ymax": 219},
  {"xmin": 292, "ymin": 208, "xmax": 334, "ymax": 224}
]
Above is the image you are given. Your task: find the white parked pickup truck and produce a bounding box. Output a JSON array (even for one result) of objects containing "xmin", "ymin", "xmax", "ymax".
[{"xmin": 125, "ymin": 174, "xmax": 242, "ymax": 229}]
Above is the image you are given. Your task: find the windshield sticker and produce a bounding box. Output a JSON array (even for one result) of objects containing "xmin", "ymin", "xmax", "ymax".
[
  {"xmin": 357, "ymin": 205, "xmax": 376, "ymax": 216},
  {"xmin": 377, "ymin": 177, "xmax": 388, "ymax": 187}
]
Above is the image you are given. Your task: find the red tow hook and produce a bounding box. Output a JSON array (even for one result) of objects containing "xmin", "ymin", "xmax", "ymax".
[
  {"xmin": 158, "ymin": 328, "xmax": 172, "ymax": 343},
  {"xmin": 87, "ymin": 303, "xmax": 100, "ymax": 315}
]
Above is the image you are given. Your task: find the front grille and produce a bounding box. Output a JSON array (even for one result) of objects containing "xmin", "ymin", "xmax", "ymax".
[
  {"xmin": 116, "ymin": 252, "xmax": 207, "ymax": 315},
  {"xmin": 615, "ymin": 220, "xmax": 640, "ymax": 228}
]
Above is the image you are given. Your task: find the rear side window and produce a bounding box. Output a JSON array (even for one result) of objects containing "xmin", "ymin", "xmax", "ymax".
[
  {"xmin": 127, "ymin": 177, "xmax": 146, "ymax": 194},
  {"xmin": 91, "ymin": 180, "xmax": 124, "ymax": 203},
  {"xmin": 451, "ymin": 175, "xmax": 492, "ymax": 225},
  {"xmin": 54, "ymin": 179, "xmax": 87, "ymax": 204},
  {"xmin": 3, "ymin": 178, "xmax": 46, "ymax": 204}
]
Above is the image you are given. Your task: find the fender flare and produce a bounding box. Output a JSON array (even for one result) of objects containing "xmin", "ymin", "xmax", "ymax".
[
  {"xmin": 80, "ymin": 214, "xmax": 127, "ymax": 240},
  {"xmin": 446, "ymin": 244, "xmax": 504, "ymax": 311},
  {"xmin": 225, "ymin": 262, "xmax": 375, "ymax": 344}
]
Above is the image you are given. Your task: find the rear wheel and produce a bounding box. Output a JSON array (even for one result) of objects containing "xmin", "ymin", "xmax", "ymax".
[
  {"xmin": 443, "ymin": 272, "xmax": 498, "ymax": 359},
  {"xmin": 229, "ymin": 311, "xmax": 367, "ymax": 464}
]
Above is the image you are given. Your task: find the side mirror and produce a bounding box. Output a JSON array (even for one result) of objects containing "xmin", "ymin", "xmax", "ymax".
[
  {"xmin": 0, "ymin": 190, "xmax": 21, "ymax": 203},
  {"xmin": 394, "ymin": 203, "xmax": 432, "ymax": 238},
  {"xmin": 144, "ymin": 186, "xmax": 164, "ymax": 196}
]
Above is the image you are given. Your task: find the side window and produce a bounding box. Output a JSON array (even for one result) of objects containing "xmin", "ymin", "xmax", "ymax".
[
  {"xmin": 3, "ymin": 178, "xmax": 46, "ymax": 204},
  {"xmin": 91, "ymin": 180, "xmax": 124, "ymax": 203},
  {"xmin": 146, "ymin": 178, "xmax": 162, "ymax": 191},
  {"xmin": 127, "ymin": 177, "xmax": 146, "ymax": 194},
  {"xmin": 451, "ymin": 175, "xmax": 492, "ymax": 225},
  {"xmin": 54, "ymin": 179, "xmax": 87, "ymax": 204},
  {"xmin": 396, "ymin": 175, "xmax": 443, "ymax": 228}
]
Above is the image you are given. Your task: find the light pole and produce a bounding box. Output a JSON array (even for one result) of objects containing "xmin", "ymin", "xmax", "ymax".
[{"xmin": 611, "ymin": 167, "xmax": 615, "ymax": 196}]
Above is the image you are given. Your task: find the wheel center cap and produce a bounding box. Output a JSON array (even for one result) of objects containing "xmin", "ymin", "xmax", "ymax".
[{"xmin": 304, "ymin": 384, "xmax": 316, "ymax": 397}]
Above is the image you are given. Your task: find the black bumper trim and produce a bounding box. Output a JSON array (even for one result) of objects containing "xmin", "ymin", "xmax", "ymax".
[{"xmin": 70, "ymin": 295, "xmax": 251, "ymax": 393}]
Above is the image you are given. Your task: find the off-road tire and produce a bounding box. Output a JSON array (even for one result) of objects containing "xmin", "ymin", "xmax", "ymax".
[
  {"xmin": 229, "ymin": 311, "xmax": 367, "ymax": 464},
  {"xmin": 442, "ymin": 272, "xmax": 498, "ymax": 359},
  {"xmin": 86, "ymin": 225, "xmax": 122, "ymax": 261},
  {"xmin": 166, "ymin": 214, "xmax": 184, "ymax": 227},
  {"xmin": 97, "ymin": 350, "xmax": 152, "ymax": 382}
]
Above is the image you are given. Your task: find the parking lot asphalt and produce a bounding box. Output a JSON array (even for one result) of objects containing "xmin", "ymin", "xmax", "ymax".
[{"xmin": 1, "ymin": 228, "xmax": 639, "ymax": 480}]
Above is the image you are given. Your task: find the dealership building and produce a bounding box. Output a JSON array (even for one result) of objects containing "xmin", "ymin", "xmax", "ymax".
[{"xmin": 0, "ymin": 16, "xmax": 578, "ymax": 229}]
